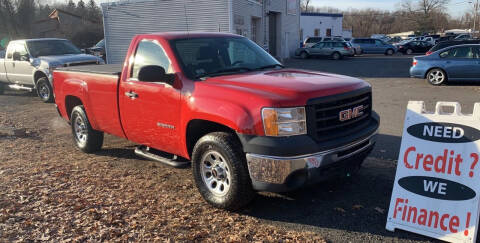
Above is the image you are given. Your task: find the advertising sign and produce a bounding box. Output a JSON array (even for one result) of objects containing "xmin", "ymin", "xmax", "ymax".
[{"xmin": 386, "ymin": 101, "xmax": 480, "ymax": 243}]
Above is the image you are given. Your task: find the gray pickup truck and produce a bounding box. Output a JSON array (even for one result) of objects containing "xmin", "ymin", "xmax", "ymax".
[{"xmin": 0, "ymin": 38, "xmax": 104, "ymax": 102}]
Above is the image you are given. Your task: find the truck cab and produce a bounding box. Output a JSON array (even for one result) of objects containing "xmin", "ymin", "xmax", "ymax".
[
  {"xmin": 0, "ymin": 38, "xmax": 103, "ymax": 102},
  {"xmin": 53, "ymin": 32, "xmax": 379, "ymax": 210}
]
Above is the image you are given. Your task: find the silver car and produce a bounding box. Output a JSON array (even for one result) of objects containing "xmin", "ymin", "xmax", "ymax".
[{"xmin": 295, "ymin": 41, "xmax": 355, "ymax": 60}]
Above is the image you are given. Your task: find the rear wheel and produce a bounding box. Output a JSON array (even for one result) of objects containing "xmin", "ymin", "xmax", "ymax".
[
  {"xmin": 426, "ymin": 68, "xmax": 447, "ymax": 86},
  {"xmin": 71, "ymin": 105, "xmax": 104, "ymax": 153},
  {"xmin": 385, "ymin": 49, "xmax": 394, "ymax": 55},
  {"xmin": 192, "ymin": 132, "xmax": 255, "ymax": 210},
  {"xmin": 331, "ymin": 52, "xmax": 341, "ymax": 60},
  {"xmin": 36, "ymin": 77, "xmax": 53, "ymax": 103},
  {"xmin": 406, "ymin": 49, "xmax": 413, "ymax": 55},
  {"xmin": 300, "ymin": 51, "xmax": 309, "ymax": 59}
]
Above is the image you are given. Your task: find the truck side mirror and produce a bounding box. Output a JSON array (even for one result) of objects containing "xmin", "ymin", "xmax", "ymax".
[
  {"xmin": 12, "ymin": 52, "xmax": 21, "ymax": 61},
  {"xmin": 138, "ymin": 65, "xmax": 175, "ymax": 86}
]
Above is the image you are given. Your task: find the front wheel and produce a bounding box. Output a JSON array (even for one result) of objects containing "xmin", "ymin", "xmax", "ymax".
[
  {"xmin": 192, "ymin": 132, "xmax": 255, "ymax": 210},
  {"xmin": 385, "ymin": 49, "xmax": 394, "ymax": 55},
  {"xmin": 71, "ymin": 105, "xmax": 104, "ymax": 153},
  {"xmin": 406, "ymin": 49, "xmax": 413, "ymax": 55},
  {"xmin": 426, "ymin": 68, "xmax": 447, "ymax": 86},
  {"xmin": 36, "ymin": 77, "xmax": 54, "ymax": 103}
]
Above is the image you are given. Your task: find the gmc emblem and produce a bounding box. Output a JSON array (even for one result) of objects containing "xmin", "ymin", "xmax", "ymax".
[{"xmin": 339, "ymin": 105, "xmax": 364, "ymax": 122}]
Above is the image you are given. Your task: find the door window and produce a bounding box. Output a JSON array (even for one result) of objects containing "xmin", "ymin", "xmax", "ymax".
[
  {"xmin": 312, "ymin": 43, "xmax": 324, "ymax": 48},
  {"xmin": 440, "ymin": 47, "xmax": 474, "ymax": 59},
  {"xmin": 15, "ymin": 44, "xmax": 28, "ymax": 59},
  {"xmin": 368, "ymin": 39, "xmax": 375, "ymax": 44},
  {"xmin": 131, "ymin": 40, "xmax": 172, "ymax": 79},
  {"xmin": 375, "ymin": 40, "xmax": 384, "ymax": 45}
]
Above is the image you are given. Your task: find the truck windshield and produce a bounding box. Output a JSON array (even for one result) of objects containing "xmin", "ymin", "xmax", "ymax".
[
  {"xmin": 170, "ymin": 36, "xmax": 282, "ymax": 80},
  {"xmin": 27, "ymin": 40, "xmax": 82, "ymax": 57}
]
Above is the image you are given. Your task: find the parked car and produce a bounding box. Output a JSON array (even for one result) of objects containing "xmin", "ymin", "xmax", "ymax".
[
  {"xmin": 303, "ymin": 36, "xmax": 345, "ymax": 48},
  {"xmin": 351, "ymin": 38, "xmax": 396, "ymax": 55},
  {"xmin": 347, "ymin": 42, "xmax": 363, "ymax": 55},
  {"xmin": 295, "ymin": 41, "xmax": 354, "ymax": 60},
  {"xmin": 396, "ymin": 40, "xmax": 433, "ymax": 55},
  {"xmin": 454, "ymin": 34, "xmax": 472, "ymax": 40},
  {"xmin": 0, "ymin": 38, "xmax": 104, "ymax": 101},
  {"xmin": 410, "ymin": 44, "xmax": 480, "ymax": 85},
  {"xmin": 426, "ymin": 39, "xmax": 480, "ymax": 55},
  {"xmin": 84, "ymin": 39, "xmax": 106, "ymax": 62},
  {"xmin": 53, "ymin": 32, "xmax": 379, "ymax": 210},
  {"xmin": 437, "ymin": 35, "xmax": 457, "ymax": 43},
  {"xmin": 387, "ymin": 36, "xmax": 403, "ymax": 44}
]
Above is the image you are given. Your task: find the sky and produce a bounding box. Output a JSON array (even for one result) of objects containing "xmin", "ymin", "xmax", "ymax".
[
  {"xmin": 66, "ymin": 0, "xmax": 473, "ymax": 18},
  {"xmin": 309, "ymin": 0, "xmax": 472, "ymax": 18}
]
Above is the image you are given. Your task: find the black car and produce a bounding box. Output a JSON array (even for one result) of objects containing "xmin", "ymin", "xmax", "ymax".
[
  {"xmin": 396, "ymin": 40, "xmax": 433, "ymax": 55},
  {"xmin": 427, "ymin": 39, "xmax": 480, "ymax": 55}
]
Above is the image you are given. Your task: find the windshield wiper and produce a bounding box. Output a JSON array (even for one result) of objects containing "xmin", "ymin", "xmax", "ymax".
[
  {"xmin": 196, "ymin": 67, "xmax": 252, "ymax": 79},
  {"xmin": 254, "ymin": 64, "xmax": 285, "ymax": 70}
]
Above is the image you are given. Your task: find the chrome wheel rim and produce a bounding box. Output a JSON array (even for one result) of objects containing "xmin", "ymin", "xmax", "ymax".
[
  {"xmin": 200, "ymin": 151, "xmax": 231, "ymax": 196},
  {"xmin": 406, "ymin": 49, "xmax": 412, "ymax": 55},
  {"xmin": 333, "ymin": 53, "xmax": 340, "ymax": 59},
  {"xmin": 38, "ymin": 83, "xmax": 49, "ymax": 99},
  {"xmin": 428, "ymin": 70, "xmax": 445, "ymax": 85},
  {"xmin": 74, "ymin": 116, "xmax": 88, "ymax": 144},
  {"xmin": 388, "ymin": 50, "xmax": 393, "ymax": 55}
]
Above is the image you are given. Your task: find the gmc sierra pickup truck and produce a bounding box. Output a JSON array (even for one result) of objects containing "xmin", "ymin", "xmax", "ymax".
[
  {"xmin": 53, "ymin": 32, "xmax": 379, "ymax": 210},
  {"xmin": 0, "ymin": 38, "xmax": 104, "ymax": 102}
]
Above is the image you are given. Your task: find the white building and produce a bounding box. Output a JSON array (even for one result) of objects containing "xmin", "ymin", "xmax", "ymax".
[
  {"xmin": 101, "ymin": 0, "xmax": 300, "ymax": 64},
  {"xmin": 300, "ymin": 12, "xmax": 349, "ymax": 41}
]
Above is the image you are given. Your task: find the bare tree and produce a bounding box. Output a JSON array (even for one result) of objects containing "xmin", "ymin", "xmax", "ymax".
[
  {"xmin": 401, "ymin": 0, "xmax": 450, "ymax": 33},
  {"xmin": 301, "ymin": 0, "xmax": 312, "ymax": 12}
]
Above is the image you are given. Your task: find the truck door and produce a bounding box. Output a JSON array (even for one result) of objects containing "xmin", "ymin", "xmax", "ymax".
[
  {"xmin": 4, "ymin": 43, "xmax": 34, "ymax": 85},
  {"xmin": 119, "ymin": 39, "xmax": 181, "ymax": 154}
]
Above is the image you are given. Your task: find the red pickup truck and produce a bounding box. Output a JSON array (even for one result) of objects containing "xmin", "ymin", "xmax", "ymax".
[{"xmin": 53, "ymin": 32, "xmax": 379, "ymax": 210}]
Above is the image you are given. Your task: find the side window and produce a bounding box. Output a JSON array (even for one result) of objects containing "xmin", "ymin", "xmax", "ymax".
[
  {"xmin": 313, "ymin": 43, "xmax": 324, "ymax": 48},
  {"xmin": 375, "ymin": 40, "xmax": 383, "ymax": 45},
  {"xmin": 440, "ymin": 47, "xmax": 474, "ymax": 59},
  {"xmin": 474, "ymin": 47, "xmax": 480, "ymax": 59},
  {"xmin": 15, "ymin": 44, "xmax": 28, "ymax": 56},
  {"xmin": 324, "ymin": 42, "xmax": 332, "ymax": 48},
  {"xmin": 131, "ymin": 40, "xmax": 172, "ymax": 80},
  {"xmin": 334, "ymin": 42, "xmax": 344, "ymax": 48}
]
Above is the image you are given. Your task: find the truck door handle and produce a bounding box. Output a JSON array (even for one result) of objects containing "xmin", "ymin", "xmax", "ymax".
[{"xmin": 125, "ymin": 91, "xmax": 138, "ymax": 99}]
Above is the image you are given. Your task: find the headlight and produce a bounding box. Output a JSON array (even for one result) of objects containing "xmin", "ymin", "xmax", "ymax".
[{"xmin": 262, "ymin": 107, "xmax": 307, "ymax": 136}]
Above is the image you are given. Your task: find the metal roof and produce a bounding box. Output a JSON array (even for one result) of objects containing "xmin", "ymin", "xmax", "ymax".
[{"xmin": 301, "ymin": 12, "xmax": 343, "ymax": 18}]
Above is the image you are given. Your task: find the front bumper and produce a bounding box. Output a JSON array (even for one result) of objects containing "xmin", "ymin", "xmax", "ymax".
[{"xmin": 240, "ymin": 113, "xmax": 379, "ymax": 192}]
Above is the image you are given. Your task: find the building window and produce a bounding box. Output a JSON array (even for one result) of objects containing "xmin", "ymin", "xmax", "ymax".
[
  {"xmin": 326, "ymin": 28, "xmax": 332, "ymax": 37},
  {"xmin": 314, "ymin": 29, "xmax": 320, "ymax": 37},
  {"xmin": 251, "ymin": 18, "xmax": 260, "ymax": 43}
]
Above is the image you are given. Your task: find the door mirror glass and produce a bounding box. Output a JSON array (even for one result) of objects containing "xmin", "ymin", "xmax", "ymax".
[
  {"xmin": 138, "ymin": 65, "xmax": 175, "ymax": 85},
  {"xmin": 12, "ymin": 52, "xmax": 21, "ymax": 61}
]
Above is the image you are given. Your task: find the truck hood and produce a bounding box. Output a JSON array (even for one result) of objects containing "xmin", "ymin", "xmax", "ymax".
[
  {"xmin": 203, "ymin": 69, "xmax": 369, "ymax": 106},
  {"xmin": 36, "ymin": 54, "xmax": 101, "ymax": 66}
]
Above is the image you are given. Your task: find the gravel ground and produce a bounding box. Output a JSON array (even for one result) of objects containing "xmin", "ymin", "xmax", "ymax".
[{"xmin": 1, "ymin": 56, "xmax": 480, "ymax": 242}]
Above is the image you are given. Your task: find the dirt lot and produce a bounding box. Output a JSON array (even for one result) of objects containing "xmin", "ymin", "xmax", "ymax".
[{"xmin": 1, "ymin": 57, "xmax": 480, "ymax": 242}]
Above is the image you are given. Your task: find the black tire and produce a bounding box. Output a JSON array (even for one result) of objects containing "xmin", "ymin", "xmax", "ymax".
[
  {"xmin": 385, "ymin": 49, "xmax": 394, "ymax": 55},
  {"xmin": 192, "ymin": 132, "xmax": 255, "ymax": 210},
  {"xmin": 36, "ymin": 77, "xmax": 54, "ymax": 103},
  {"xmin": 331, "ymin": 52, "xmax": 341, "ymax": 60},
  {"xmin": 70, "ymin": 105, "xmax": 104, "ymax": 153},
  {"xmin": 0, "ymin": 83, "xmax": 5, "ymax": 95},
  {"xmin": 300, "ymin": 51, "xmax": 309, "ymax": 59},
  {"xmin": 426, "ymin": 68, "xmax": 447, "ymax": 86}
]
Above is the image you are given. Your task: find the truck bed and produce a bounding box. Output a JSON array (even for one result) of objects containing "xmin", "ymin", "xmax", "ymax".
[{"xmin": 56, "ymin": 64, "xmax": 122, "ymax": 76}]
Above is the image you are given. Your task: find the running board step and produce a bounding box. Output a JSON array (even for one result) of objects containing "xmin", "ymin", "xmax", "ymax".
[
  {"xmin": 134, "ymin": 145, "xmax": 190, "ymax": 168},
  {"xmin": 8, "ymin": 84, "xmax": 33, "ymax": 92}
]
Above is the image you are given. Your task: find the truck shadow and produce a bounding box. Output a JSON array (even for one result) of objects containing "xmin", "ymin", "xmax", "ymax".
[{"xmin": 240, "ymin": 133, "xmax": 440, "ymax": 242}]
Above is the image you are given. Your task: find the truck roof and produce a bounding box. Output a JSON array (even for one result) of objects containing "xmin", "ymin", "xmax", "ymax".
[{"xmin": 140, "ymin": 32, "xmax": 242, "ymax": 40}]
